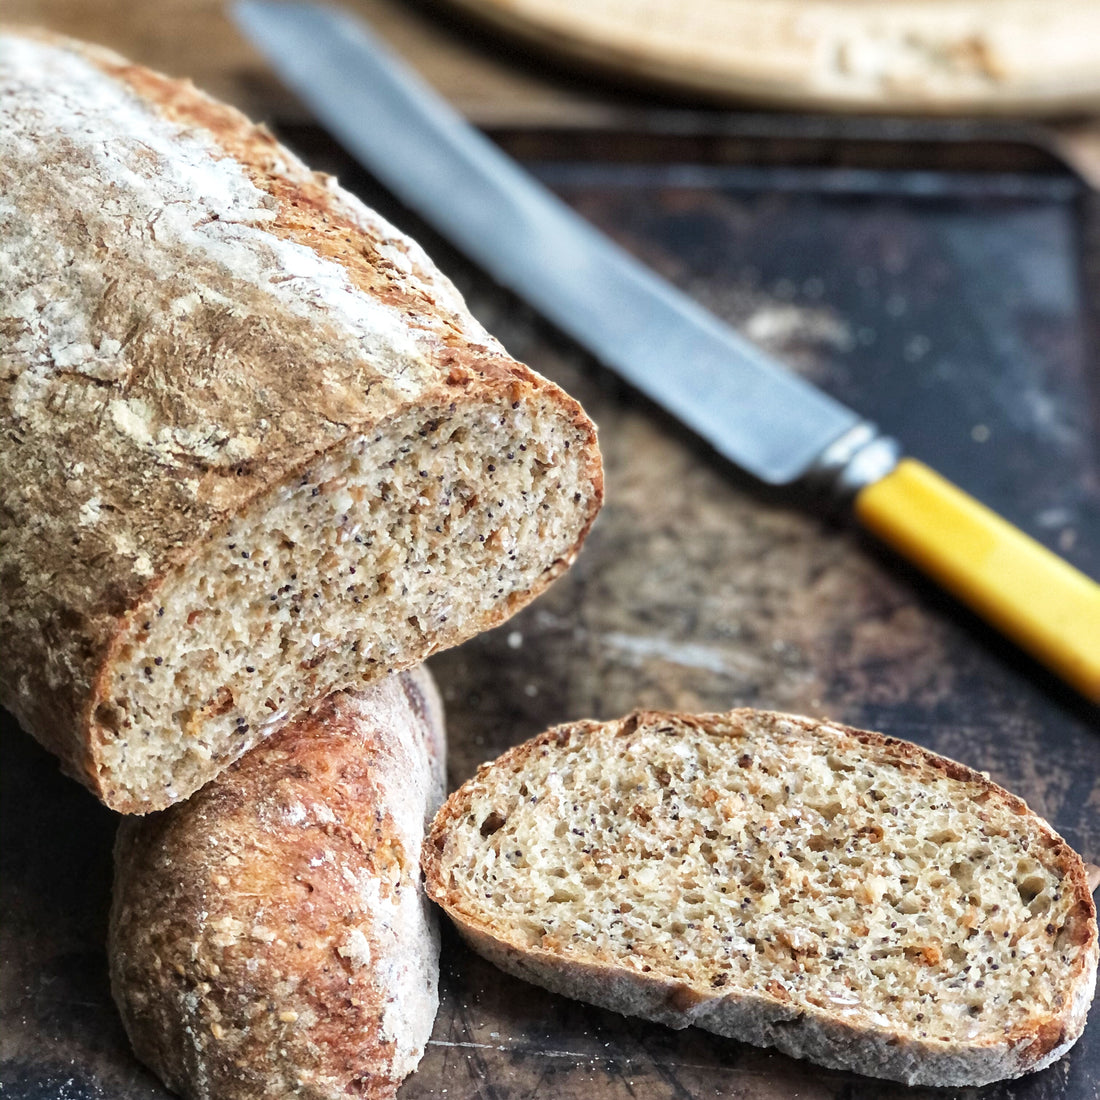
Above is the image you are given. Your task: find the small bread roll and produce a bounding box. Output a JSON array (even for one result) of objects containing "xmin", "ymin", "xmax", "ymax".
[{"xmin": 110, "ymin": 669, "xmax": 445, "ymax": 1100}]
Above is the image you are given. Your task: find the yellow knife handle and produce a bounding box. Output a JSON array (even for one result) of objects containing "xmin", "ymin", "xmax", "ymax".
[{"xmin": 854, "ymin": 458, "xmax": 1100, "ymax": 703}]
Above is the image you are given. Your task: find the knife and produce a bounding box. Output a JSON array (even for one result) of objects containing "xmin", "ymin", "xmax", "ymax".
[{"xmin": 234, "ymin": 0, "xmax": 1100, "ymax": 703}]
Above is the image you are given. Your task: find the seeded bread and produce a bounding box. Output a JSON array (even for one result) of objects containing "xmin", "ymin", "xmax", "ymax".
[
  {"xmin": 110, "ymin": 668, "xmax": 445, "ymax": 1100},
  {"xmin": 0, "ymin": 29, "xmax": 602, "ymax": 813},
  {"xmin": 423, "ymin": 709, "xmax": 1098, "ymax": 1086}
]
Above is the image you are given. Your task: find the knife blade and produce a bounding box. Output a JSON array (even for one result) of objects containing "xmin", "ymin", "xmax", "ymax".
[{"xmin": 234, "ymin": 0, "xmax": 1100, "ymax": 702}]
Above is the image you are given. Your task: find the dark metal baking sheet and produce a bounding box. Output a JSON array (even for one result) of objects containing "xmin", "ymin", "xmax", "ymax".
[{"xmin": 3, "ymin": 121, "xmax": 1097, "ymax": 1100}]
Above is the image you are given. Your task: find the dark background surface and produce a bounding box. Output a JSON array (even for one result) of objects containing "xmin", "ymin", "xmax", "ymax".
[{"xmin": 3, "ymin": 113, "xmax": 1099, "ymax": 1100}]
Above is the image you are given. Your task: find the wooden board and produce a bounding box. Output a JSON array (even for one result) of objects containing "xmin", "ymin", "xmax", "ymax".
[{"xmin": 442, "ymin": 0, "xmax": 1100, "ymax": 115}]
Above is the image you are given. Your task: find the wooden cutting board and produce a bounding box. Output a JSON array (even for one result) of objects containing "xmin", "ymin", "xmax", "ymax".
[{"xmin": 443, "ymin": 0, "xmax": 1100, "ymax": 114}]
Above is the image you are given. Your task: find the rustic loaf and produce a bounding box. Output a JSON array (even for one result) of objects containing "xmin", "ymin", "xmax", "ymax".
[
  {"xmin": 110, "ymin": 668, "xmax": 446, "ymax": 1100},
  {"xmin": 423, "ymin": 709, "xmax": 1098, "ymax": 1087},
  {"xmin": 0, "ymin": 30, "xmax": 602, "ymax": 813}
]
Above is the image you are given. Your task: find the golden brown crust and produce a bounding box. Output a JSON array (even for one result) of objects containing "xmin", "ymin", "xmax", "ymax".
[
  {"xmin": 110, "ymin": 669, "xmax": 446, "ymax": 1100},
  {"xmin": 423, "ymin": 708, "xmax": 1099, "ymax": 1086},
  {"xmin": 0, "ymin": 30, "xmax": 602, "ymax": 807}
]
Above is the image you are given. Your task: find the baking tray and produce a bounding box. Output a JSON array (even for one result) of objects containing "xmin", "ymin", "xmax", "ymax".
[{"xmin": 3, "ymin": 118, "xmax": 1098, "ymax": 1100}]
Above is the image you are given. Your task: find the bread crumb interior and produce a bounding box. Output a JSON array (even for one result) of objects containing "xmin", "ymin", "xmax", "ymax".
[
  {"xmin": 94, "ymin": 398, "xmax": 591, "ymax": 808},
  {"xmin": 442, "ymin": 715, "xmax": 1089, "ymax": 1045}
]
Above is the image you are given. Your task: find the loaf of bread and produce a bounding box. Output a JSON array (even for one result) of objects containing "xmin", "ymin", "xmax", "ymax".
[
  {"xmin": 423, "ymin": 709, "xmax": 1098, "ymax": 1086},
  {"xmin": 0, "ymin": 30, "xmax": 602, "ymax": 813},
  {"xmin": 110, "ymin": 668, "xmax": 445, "ymax": 1100}
]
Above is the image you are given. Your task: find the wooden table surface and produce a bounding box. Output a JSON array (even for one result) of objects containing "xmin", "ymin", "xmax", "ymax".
[
  {"xmin": 6, "ymin": 0, "xmax": 655, "ymax": 127},
  {"xmin": 2, "ymin": 3, "xmax": 1099, "ymax": 1099}
]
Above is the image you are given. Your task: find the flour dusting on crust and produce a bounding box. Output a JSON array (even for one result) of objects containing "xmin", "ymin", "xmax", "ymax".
[{"xmin": 0, "ymin": 36, "xmax": 471, "ymax": 416}]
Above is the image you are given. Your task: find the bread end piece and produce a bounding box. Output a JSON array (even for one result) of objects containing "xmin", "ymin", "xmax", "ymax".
[
  {"xmin": 110, "ymin": 669, "xmax": 446, "ymax": 1100},
  {"xmin": 423, "ymin": 709, "xmax": 1099, "ymax": 1087}
]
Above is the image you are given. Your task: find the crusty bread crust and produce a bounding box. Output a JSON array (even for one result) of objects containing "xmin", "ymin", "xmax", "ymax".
[
  {"xmin": 0, "ymin": 29, "xmax": 602, "ymax": 810},
  {"xmin": 423, "ymin": 709, "xmax": 1099, "ymax": 1087},
  {"xmin": 110, "ymin": 669, "xmax": 446, "ymax": 1100}
]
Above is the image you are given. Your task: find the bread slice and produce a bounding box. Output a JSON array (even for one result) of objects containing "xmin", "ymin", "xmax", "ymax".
[
  {"xmin": 110, "ymin": 668, "xmax": 445, "ymax": 1100},
  {"xmin": 423, "ymin": 709, "xmax": 1098, "ymax": 1086},
  {"xmin": 0, "ymin": 30, "xmax": 602, "ymax": 812}
]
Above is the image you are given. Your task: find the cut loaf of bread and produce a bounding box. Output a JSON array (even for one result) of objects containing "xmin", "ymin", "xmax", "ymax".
[
  {"xmin": 423, "ymin": 709, "xmax": 1098, "ymax": 1086},
  {"xmin": 110, "ymin": 668, "xmax": 446, "ymax": 1100},
  {"xmin": 0, "ymin": 30, "xmax": 602, "ymax": 812}
]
